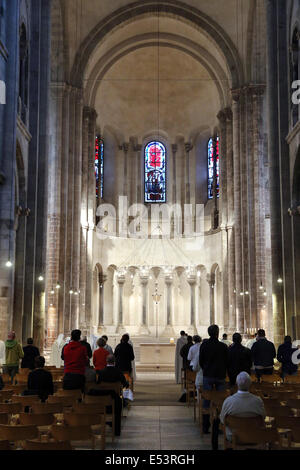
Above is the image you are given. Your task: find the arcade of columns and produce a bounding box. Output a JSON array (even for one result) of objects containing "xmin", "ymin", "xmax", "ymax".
[{"xmin": 44, "ymin": 81, "xmax": 275, "ymax": 348}]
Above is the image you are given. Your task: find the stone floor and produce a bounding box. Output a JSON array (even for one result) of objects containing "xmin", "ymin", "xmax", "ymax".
[{"xmin": 103, "ymin": 372, "xmax": 214, "ymax": 451}]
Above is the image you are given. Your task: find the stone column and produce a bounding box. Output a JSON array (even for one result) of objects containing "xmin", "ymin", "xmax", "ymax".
[
  {"xmin": 232, "ymin": 89, "xmax": 244, "ymax": 333},
  {"xmin": 162, "ymin": 275, "xmax": 175, "ymax": 336},
  {"xmin": 188, "ymin": 276, "xmax": 197, "ymax": 334},
  {"xmin": 134, "ymin": 144, "xmax": 142, "ymax": 203},
  {"xmin": 172, "ymin": 144, "xmax": 178, "ymax": 203},
  {"xmin": 122, "ymin": 142, "xmax": 129, "ymax": 197},
  {"xmin": 98, "ymin": 274, "xmax": 107, "ymax": 329},
  {"xmin": 207, "ymin": 274, "xmax": 215, "ymax": 325},
  {"xmin": 139, "ymin": 274, "xmax": 150, "ymax": 335},
  {"xmin": 117, "ymin": 274, "xmax": 125, "ymax": 333},
  {"xmin": 266, "ymin": 0, "xmax": 288, "ymax": 345},
  {"xmin": 185, "ymin": 142, "xmax": 192, "ymax": 204}
]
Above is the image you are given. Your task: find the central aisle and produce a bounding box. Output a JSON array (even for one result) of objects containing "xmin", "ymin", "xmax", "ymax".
[{"xmin": 107, "ymin": 372, "xmax": 213, "ymax": 450}]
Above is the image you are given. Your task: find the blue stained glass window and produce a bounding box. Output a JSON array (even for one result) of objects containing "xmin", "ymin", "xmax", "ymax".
[
  {"xmin": 95, "ymin": 136, "xmax": 104, "ymax": 199},
  {"xmin": 144, "ymin": 141, "xmax": 166, "ymax": 203},
  {"xmin": 208, "ymin": 137, "xmax": 219, "ymax": 199}
]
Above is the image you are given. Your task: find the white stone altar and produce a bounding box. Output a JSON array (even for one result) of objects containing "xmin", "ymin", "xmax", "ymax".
[{"xmin": 139, "ymin": 343, "xmax": 176, "ymax": 372}]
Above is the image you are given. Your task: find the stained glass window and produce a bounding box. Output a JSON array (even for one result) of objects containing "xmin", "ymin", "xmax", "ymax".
[
  {"xmin": 144, "ymin": 141, "xmax": 166, "ymax": 203},
  {"xmin": 208, "ymin": 136, "xmax": 219, "ymax": 199},
  {"xmin": 95, "ymin": 135, "xmax": 104, "ymax": 199}
]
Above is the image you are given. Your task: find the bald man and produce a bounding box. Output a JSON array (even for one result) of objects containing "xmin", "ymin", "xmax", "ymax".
[{"xmin": 220, "ymin": 371, "xmax": 265, "ymax": 441}]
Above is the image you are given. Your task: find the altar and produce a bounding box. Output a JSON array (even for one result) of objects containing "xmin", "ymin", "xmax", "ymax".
[{"xmin": 138, "ymin": 343, "xmax": 175, "ymax": 372}]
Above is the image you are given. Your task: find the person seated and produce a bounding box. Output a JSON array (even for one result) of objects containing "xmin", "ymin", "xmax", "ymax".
[
  {"xmin": 220, "ymin": 371, "xmax": 266, "ymax": 442},
  {"xmin": 21, "ymin": 338, "xmax": 40, "ymax": 370},
  {"xmin": 88, "ymin": 355, "xmax": 128, "ymax": 437},
  {"xmin": 97, "ymin": 354, "xmax": 129, "ymax": 389},
  {"xmin": 85, "ymin": 364, "xmax": 97, "ymax": 384},
  {"xmin": 93, "ymin": 338, "xmax": 110, "ymax": 373},
  {"xmin": 26, "ymin": 356, "xmax": 54, "ymax": 401}
]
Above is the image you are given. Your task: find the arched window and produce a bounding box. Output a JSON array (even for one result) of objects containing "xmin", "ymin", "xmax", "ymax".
[
  {"xmin": 291, "ymin": 29, "xmax": 299, "ymax": 127},
  {"xmin": 144, "ymin": 141, "xmax": 166, "ymax": 203},
  {"xmin": 208, "ymin": 136, "xmax": 219, "ymax": 200},
  {"xmin": 19, "ymin": 23, "xmax": 28, "ymax": 123},
  {"xmin": 95, "ymin": 135, "xmax": 104, "ymax": 199}
]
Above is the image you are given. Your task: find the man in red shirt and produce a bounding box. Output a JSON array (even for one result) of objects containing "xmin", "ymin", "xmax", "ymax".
[
  {"xmin": 93, "ymin": 337, "xmax": 109, "ymax": 372},
  {"xmin": 61, "ymin": 329, "xmax": 88, "ymax": 391}
]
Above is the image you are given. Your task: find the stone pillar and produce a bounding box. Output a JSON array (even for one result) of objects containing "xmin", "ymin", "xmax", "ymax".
[
  {"xmin": 98, "ymin": 274, "xmax": 107, "ymax": 328},
  {"xmin": 45, "ymin": 83, "xmax": 66, "ymax": 347},
  {"xmin": 117, "ymin": 274, "xmax": 125, "ymax": 332},
  {"xmin": 134, "ymin": 144, "xmax": 142, "ymax": 203},
  {"xmin": 80, "ymin": 106, "xmax": 97, "ymax": 334},
  {"xmin": 266, "ymin": 0, "xmax": 289, "ymax": 345},
  {"xmin": 139, "ymin": 274, "xmax": 150, "ymax": 335},
  {"xmin": 232, "ymin": 89, "xmax": 244, "ymax": 333},
  {"xmin": 162, "ymin": 275, "xmax": 175, "ymax": 337},
  {"xmin": 172, "ymin": 144, "xmax": 178, "ymax": 203},
  {"xmin": 207, "ymin": 274, "xmax": 215, "ymax": 325},
  {"xmin": 188, "ymin": 277, "xmax": 197, "ymax": 334},
  {"xmin": 122, "ymin": 142, "xmax": 129, "ymax": 197},
  {"xmin": 185, "ymin": 142, "xmax": 192, "ymax": 204}
]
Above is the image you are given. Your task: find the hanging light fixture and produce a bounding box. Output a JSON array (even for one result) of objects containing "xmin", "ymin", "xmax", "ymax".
[
  {"xmin": 55, "ymin": 282, "xmax": 61, "ymax": 289},
  {"xmin": 277, "ymin": 277, "xmax": 283, "ymax": 284},
  {"xmin": 5, "ymin": 260, "xmax": 13, "ymax": 267},
  {"xmin": 38, "ymin": 276, "xmax": 44, "ymax": 281},
  {"xmin": 69, "ymin": 288, "xmax": 74, "ymax": 295}
]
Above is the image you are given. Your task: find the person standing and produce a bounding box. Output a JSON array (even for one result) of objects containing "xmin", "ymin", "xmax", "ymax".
[
  {"xmin": 27, "ymin": 356, "xmax": 54, "ymax": 400},
  {"xmin": 80, "ymin": 336, "xmax": 92, "ymax": 364},
  {"xmin": 101, "ymin": 335, "xmax": 114, "ymax": 355},
  {"xmin": 175, "ymin": 331, "xmax": 187, "ymax": 384},
  {"xmin": 114, "ymin": 334, "xmax": 135, "ymax": 374},
  {"xmin": 277, "ymin": 336, "xmax": 298, "ymax": 378},
  {"xmin": 228, "ymin": 333, "xmax": 252, "ymax": 386},
  {"xmin": 251, "ymin": 329, "xmax": 276, "ymax": 379},
  {"xmin": 21, "ymin": 338, "xmax": 40, "ymax": 370},
  {"xmin": 221, "ymin": 333, "xmax": 232, "ymax": 347},
  {"xmin": 93, "ymin": 337, "xmax": 110, "ymax": 373},
  {"xmin": 61, "ymin": 329, "xmax": 88, "ymax": 391},
  {"xmin": 3, "ymin": 331, "xmax": 24, "ymax": 382},
  {"xmin": 199, "ymin": 325, "xmax": 229, "ymax": 434},
  {"xmin": 180, "ymin": 335, "xmax": 194, "ymax": 370},
  {"xmin": 188, "ymin": 335, "xmax": 203, "ymax": 390}
]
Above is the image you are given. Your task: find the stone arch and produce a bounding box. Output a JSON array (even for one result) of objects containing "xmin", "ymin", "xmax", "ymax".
[
  {"xmin": 70, "ymin": 0, "xmax": 243, "ymax": 89},
  {"xmin": 85, "ymin": 34, "xmax": 229, "ymax": 109}
]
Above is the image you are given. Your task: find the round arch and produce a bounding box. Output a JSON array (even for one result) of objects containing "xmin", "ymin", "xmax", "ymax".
[{"xmin": 71, "ymin": 0, "xmax": 243, "ymax": 89}]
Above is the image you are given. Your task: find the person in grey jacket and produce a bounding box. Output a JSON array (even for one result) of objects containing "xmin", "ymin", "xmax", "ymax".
[{"xmin": 220, "ymin": 372, "xmax": 266, "ymax": 441}]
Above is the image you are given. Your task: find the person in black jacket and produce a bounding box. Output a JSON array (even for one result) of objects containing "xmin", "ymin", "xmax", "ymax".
[
  {"xmin": 80, "ymin": 336, "xmax": 92, "ymax": 364},
  {"xmin": 180, "ymin": 336, "xmax": 194, "ymax": 370},
  {"xmin": 21, "ymin": 338, "xmax": 40, "ymax": 370},
  {"xmin": 97, "ymin": 354, "xmax": 129, "ymax": 388},
  {"xmin": 228, "ymin": 333, "xmax": 252, "ymax": 386},
  {"xmin": 199, "ymin": 324, "xmax": 229, "ymax": 434},
  {"xmin": 26, "ymin": 356, "xmax": 54, "ymax": 401},
  {"xmin": 114, "ymin": 334, "xmax": 135, "ymax": 373},
  {"xmin": 277, "ymin": 336, "xmax": 299, "ymax": 378},
  {"xmin": 251, "ymin": 329, "xmax": 276, "ymax": 379}
]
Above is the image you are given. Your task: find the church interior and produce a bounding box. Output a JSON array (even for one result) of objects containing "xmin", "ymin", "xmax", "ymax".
[{"xmin": 0, "ymin": 0, "xmax": 300, "ymax": 452}]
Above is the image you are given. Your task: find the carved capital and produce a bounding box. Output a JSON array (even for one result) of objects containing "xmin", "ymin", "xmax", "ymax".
[
  {"xmin": 134, "ymin": 144, "xmax": 142, "ymax": 152},
  {"xmin": 231, "ymin": 88, "xmax": 242, "ymax": 102},
  {"xmin": 122, "ymin": 142, "xmax": 129, "ymax": 153},
  {"xmin": 185, "ymin": 142, "xmax": 193, "ymax": 153}
]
